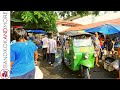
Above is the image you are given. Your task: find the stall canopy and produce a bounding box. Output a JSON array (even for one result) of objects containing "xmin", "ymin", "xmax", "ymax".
[
  {"xmin": 13, "ymin": 26, "xmax": 23, "ymax": 28},
  {"xmin": 26, "ymin": 30, "xmax": 46, "ymax": 34},
  {"xmin": 85, "ymin": 24, "xmax": 120, "ymax": 35}
]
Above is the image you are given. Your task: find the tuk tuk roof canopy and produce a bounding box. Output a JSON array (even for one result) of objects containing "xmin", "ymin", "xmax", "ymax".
[{"xmin": 62, "ymin": 30, "xmax": 92, "ymax": 36}]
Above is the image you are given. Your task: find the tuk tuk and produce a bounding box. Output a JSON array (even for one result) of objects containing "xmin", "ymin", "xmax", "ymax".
[{"xmin": 61, "ymin": 30, "xmax": 95, "ymax": 79}]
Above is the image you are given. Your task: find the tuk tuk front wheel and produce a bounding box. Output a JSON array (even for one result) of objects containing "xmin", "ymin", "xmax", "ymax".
[{"xmin": 81, "ymin": 66, "xmax": 91, "ymax": 79}]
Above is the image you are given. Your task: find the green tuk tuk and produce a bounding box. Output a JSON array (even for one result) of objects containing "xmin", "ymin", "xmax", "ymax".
[{"xmin": 61, "ymin": 30, "xmax": 95, "ymax": 79}]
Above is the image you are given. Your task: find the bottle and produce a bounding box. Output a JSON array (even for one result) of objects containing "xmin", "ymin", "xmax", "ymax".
[{"xmin": 103, "ymin": 48, "xmax": 107, "ymax": 55}]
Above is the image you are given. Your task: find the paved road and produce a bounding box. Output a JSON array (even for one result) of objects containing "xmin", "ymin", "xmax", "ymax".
[{"xmin": 37, "ymin": 48, "xmax": 118, "ymax": 79}]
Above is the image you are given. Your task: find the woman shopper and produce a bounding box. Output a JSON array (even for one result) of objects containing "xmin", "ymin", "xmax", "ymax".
[
  {"xmin": 10, "ymin": 29, "xmax": 38, "ymax": 79},
  {"xmin": 99, "ymin": 35, "xmax": 104, "ymax": 60},
  {"xmin": 94, "ymin": 32, "xmax": 101, "ymax": 67}
]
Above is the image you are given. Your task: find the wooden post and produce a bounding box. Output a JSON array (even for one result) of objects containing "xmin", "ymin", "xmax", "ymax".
[{"xmin": 118, "ymin": 46, "xmax": 120, "ymax": 58}]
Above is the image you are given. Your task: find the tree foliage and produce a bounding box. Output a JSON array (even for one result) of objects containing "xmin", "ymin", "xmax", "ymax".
[
  {"xmin": 57, "ymin": 11, "xmax": 99, "ymax": 19},
  {"xmin": 11, "ymin": 11, "xmax": 58, "ymax": 33}
]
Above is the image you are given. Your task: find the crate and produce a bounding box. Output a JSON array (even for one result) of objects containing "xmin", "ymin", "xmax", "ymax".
[{"xmin": 104, "ymin": 61, "xmax": 115, "ymax": 72}]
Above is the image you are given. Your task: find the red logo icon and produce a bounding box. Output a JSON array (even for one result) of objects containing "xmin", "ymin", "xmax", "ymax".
[{"xmin": 0, "ymin": 69, "xmax": 10, "ymax": 79}]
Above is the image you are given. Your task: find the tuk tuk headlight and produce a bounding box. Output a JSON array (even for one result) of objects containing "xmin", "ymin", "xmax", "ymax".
[
  {"xmin": 85, "ymin": 53, "xmax": 89, "ymax": 59},
  {"xmin": 74, "ymin": 56, "xmax": 76, "ymax": 59}
]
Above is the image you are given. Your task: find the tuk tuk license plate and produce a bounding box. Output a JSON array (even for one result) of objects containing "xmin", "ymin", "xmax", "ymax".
[{"xmin": 80, "ymin": 47, "xmax": 90, "ymax": 52}]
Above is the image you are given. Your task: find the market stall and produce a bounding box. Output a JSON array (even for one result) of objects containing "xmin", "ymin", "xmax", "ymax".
[
  {"xmin": 26, "ymin": 29, "xmax": 46, "ymax": 49},
  {"xmin": 85, "ymin": 24, "xmax": 120, "ymax": 77}
]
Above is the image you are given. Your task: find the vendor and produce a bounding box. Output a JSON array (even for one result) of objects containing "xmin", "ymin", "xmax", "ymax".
[{"xmin": 104, "ymin": 36, "xmax": 113, "ymax": 56}]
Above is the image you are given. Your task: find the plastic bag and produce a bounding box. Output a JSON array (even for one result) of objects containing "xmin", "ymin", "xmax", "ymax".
[
  {"xmin": 35, "ymin": 66, "xmax": 43, "ymax": 79},
  {"xmin": 55, "ymin": 53, "xmax": 59, "ymax": 58}
]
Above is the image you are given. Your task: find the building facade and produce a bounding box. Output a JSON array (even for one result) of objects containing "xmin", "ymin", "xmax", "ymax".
[
  {"xmin": 72, "ymin": 11, "xmax": 120, "ymax": 25},
  {"xmin": 57, "ymin": 11, "xmax": 120, "ymax": 33}
]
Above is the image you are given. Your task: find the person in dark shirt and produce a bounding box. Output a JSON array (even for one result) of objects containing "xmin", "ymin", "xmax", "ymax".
[
  {"xmin": 104, "ymin": 36, "xmax": 113, "ymax": 55},
  {"xmin": 99, "ymin": 35, "xmax": 104, "ymax": 60}
]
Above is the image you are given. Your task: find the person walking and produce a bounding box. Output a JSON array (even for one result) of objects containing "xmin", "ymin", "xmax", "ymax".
[
  {"xmin": 10, "ymin": 29, "xmax": 38, "ymax": 79},
  {"xmin": 41, "ymin": 34, "xmax": 49, "ymax": 60},
  {"xmin": 99, "ymin": 35, "xmax": 104, "ymax": 60},
  {"xmin": 94, "ymin": 32, "xmax": 101, "ymax": 67},
  {"xmin": 47, "ymin": 34, "xmax": 57, "ymax": 66},
  {"xmin": 104, "ymin": 36, "xmax": 113, "ymax": 55}
]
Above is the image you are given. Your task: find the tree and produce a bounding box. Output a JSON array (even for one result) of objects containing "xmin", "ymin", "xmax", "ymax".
[
  {"xmin": 11, "ymin": 11, "xmax": 100, "ymax": 33},
  {"xmin": 57, "ymin": 11, "xmax": 99, "ymax": 19},
  {"xmin": 11, "ymin": 11, "xmax": 59, "ymax": 33}
]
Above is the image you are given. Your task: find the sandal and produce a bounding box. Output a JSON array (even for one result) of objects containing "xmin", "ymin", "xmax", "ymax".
[{"xmin": 96, "ymin": 63, "xmax": 100, "ymax": 67}]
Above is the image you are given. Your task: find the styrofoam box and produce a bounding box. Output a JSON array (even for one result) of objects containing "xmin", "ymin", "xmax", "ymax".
[{"xmin": 104, "ymin": 62, "xmax": 115, "ymax": 72}]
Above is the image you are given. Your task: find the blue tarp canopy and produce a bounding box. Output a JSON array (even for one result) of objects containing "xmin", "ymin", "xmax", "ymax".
[
  {"xmin": 26, "ymin": 30, "xmax": 46, "ymax": 34},
  {"xmin": 85, "ymin": 24, "xmax": 120, "ymax": 35}
]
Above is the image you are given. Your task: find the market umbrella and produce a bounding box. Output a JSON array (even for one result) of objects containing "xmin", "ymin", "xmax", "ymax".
[
  {"xmin": 85, "ymin": 24, "xmax": 120, "ymax": 34},
  {"xmin": 26, "ymin": 30, "xmax": 46, "ymax": 34}
]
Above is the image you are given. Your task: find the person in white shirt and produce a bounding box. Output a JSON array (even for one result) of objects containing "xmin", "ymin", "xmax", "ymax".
[
  {"xmin": 41, "ymin": 34, "xmax": 49, "ymax": 60},
  {"xmin": 47, "ymin": 35, "xmax": 57, "ymax": 66}
]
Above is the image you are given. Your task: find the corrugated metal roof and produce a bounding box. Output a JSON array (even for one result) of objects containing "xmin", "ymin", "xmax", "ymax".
[
  {"xmin": 60, "ymin": 18, "xmax": 120, "ymax": 33},
  {"xmin": 57, "ymin": 20, "xmax": 83, "ymax": 26}
]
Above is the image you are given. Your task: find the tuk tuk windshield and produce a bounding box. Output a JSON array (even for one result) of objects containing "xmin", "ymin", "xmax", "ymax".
[{"xmin": 73, "ymin": 39, "xmax": 93, "ymax": 47}]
